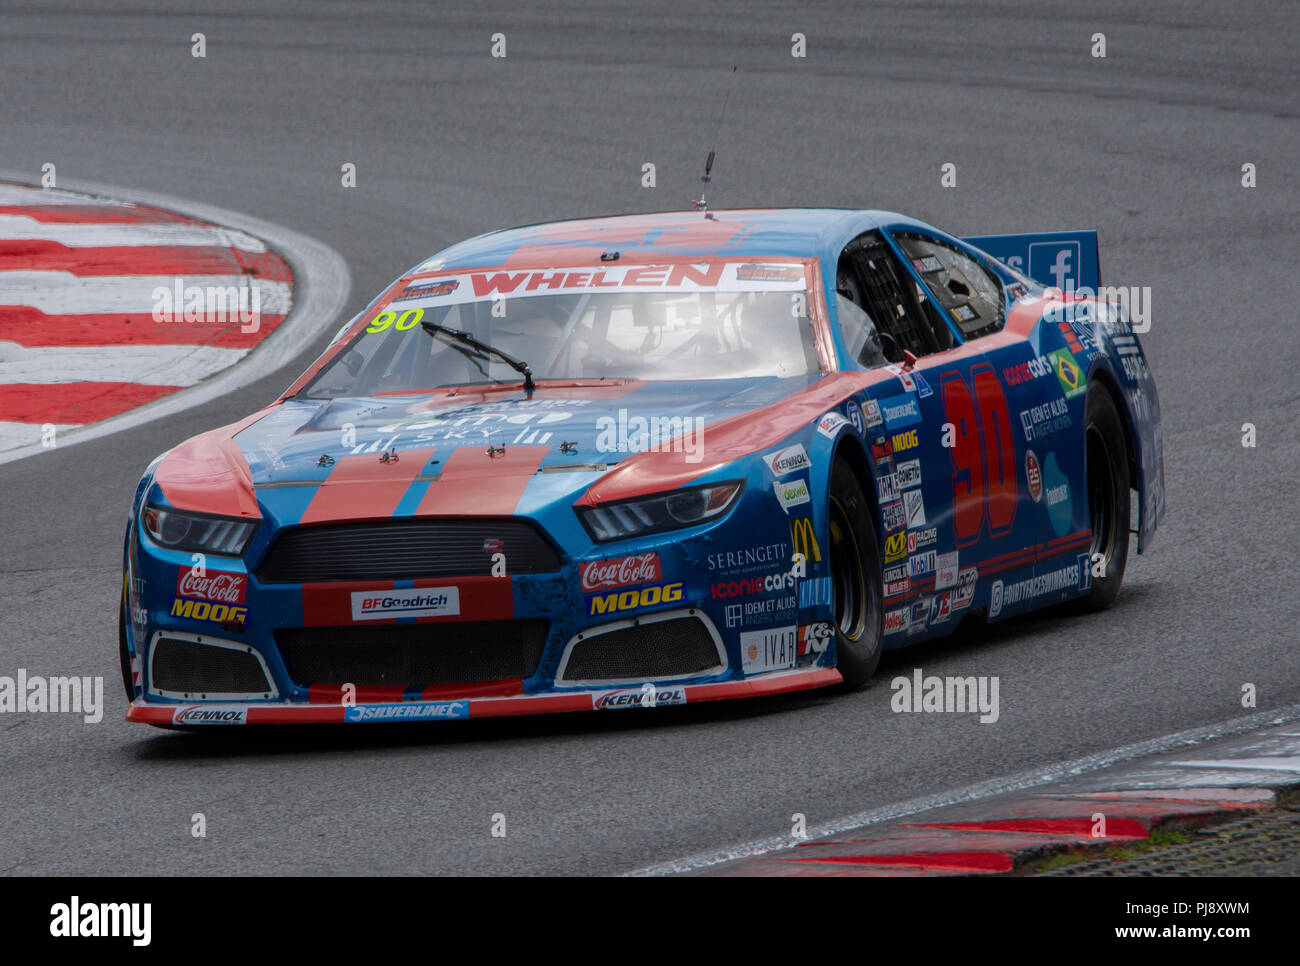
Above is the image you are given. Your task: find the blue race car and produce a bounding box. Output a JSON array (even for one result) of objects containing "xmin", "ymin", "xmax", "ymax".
[{"xmin": 120, "ymin": 208, "xmax": 1164, "ymax": 726}]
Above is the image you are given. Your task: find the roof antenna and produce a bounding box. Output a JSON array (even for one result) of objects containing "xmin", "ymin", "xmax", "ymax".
[{"xmin": 694, "ymin": 66, "xmax": 736, "ymax": 219}]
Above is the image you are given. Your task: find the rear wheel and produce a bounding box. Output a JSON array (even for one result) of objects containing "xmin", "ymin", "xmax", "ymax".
[
  {"xmin": 1078, "ymin": 387, "xmax": 1131, "ymax": 610},
  {"xmin": 828, "ymin": 461, "xmax": 883, "ymax": 687}
]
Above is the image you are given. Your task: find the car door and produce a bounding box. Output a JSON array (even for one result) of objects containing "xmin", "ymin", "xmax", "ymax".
[
  {"xmin": 889, "ymin": 229, "xmax": 1083, "ymax": 621},
  {"xmin": 836, "ymin": 232, "xmax": 970, "ymax": 631}
]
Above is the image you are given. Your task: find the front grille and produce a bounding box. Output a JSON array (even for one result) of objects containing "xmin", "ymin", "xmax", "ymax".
[
  {"xmin": 562, "ymin": 616, "xmax": 722, "ymax": 682},
  {"xmin": 151, "ymin": 638, "xmax": 271, "ymax": 695},
  {"xmin": 257, "ymin": 519, "xmax": 561, "ymax": 583},
  {"xmin": 275, "ymin": 621, "xmax": 548, "ymax": 686}
]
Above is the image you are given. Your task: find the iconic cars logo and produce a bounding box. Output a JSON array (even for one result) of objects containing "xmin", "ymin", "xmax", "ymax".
[
  {"xmin": 1002, "ymin": 356, "xmax": 1052, "ymax": 386},
  {"xmin": 711, "ymin": 571, "xmax": 797, "ymax": 599},
  {"xmin": 763, "ymin": 444, "xmax": 811, "ymax": 477},
  {"xmin": 580, "ymin": 553, "xmax": 662, "ymax": 592},
  {"xmin": 176, "ymin": 570, "xmax": 246, "ymax": 605}
]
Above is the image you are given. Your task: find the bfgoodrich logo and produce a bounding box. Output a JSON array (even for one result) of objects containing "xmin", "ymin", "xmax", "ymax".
[
  {"xmin": 351, "ymin": 588, "xmax": 459, "ymax": 621},
  {"xmin": 50, "ymin": 897, "xmax": 151, "ymax": 946}
]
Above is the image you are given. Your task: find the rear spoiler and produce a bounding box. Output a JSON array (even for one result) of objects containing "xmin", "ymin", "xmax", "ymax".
[{"xmin": 962, "ymin": 230, "xmax": 1100, "ymax": 290}]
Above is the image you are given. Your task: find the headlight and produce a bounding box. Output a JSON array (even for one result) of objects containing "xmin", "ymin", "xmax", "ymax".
[
  {"xmin": 578, "ymin": 481, "xmax": 744, "ymax": 543},
  {"xmin": 141, "ymin": 505, "xmax": 258, "ymax": 556}
]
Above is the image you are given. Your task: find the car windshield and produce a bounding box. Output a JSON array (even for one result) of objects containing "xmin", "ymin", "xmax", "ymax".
[{"xmin": 298, "ymin": 261, "xmax": 821, "ymax": 397}]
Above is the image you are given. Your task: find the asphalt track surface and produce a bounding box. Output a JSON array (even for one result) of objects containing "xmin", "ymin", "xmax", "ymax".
[{"xmin": 1, "ymin": 1, "xmax": 1296, "ymax": 875}]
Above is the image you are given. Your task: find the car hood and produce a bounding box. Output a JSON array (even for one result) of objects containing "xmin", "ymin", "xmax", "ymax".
[{"xmin": 151, "ymin": 373, "xmax": 871, "ymax": 521}]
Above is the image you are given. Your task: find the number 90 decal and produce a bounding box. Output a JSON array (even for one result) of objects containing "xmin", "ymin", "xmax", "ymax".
[
  {"xmin": 366, "ymin": 308, "xmax": 424, "ymax": 333},
  {"xmin": 941, "ymin": 363, "xmax": 1017, "ymax": 546}
]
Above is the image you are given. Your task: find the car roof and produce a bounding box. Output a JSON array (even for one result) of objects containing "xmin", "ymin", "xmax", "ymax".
[{"xmin": 420, "ymin": 207, "xmax": 929, "ymax": 271}]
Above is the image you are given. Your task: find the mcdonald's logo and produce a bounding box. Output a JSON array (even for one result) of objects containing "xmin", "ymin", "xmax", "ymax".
[{"xmin": 790, "ymin": 516, "xmax": 821, "ymax": 564}]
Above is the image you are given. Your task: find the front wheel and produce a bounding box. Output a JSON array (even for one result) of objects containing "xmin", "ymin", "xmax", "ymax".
[
  {"xmin": 828, "ymin": 460, "xmax": 883, "ymax": 687},
  {"xmin": 1077, "ymin": 387, "xmax": 1131, "ymax": 610}
]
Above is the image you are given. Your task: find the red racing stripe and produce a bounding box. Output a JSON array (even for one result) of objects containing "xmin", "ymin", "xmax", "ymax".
[
  {"xmin": 909, "ymin": 818, "xmax": 1148, "ymax": 838},
  {"xmin": 298, "ymin": 447, "xmax": 438, "ymax": 525},
  {"xmin": 415, "ymin": 445, "xmax": 549, "ymax": 516},
  {"xmin": 0, "ymin": 381, "xmax": 179, "ymax": 423},
  {"xmin": 781, "ymin": 851, "xmax": 1014, "ymax": 872}
]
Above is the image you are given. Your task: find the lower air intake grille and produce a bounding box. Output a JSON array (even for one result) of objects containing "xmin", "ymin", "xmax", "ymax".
[
  {"xmin": 275, "ymin": 621, "xmax": 548, "ymax": 687},
  {"xmin": 256, "ymin": 519, "xmax": 561, "ymax": 583},
  {"xmin": 151, "ymin": 638, "xmax": 271, "ymax": 695},
  {"xmin": 562, "ymin": 616, "xmax": 722, "ymax": 682}
]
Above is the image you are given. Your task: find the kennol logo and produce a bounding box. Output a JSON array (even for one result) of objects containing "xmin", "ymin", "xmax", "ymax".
[{"xmin": 174, "ymin": 707, "xmax": 246, "ymax": 724}]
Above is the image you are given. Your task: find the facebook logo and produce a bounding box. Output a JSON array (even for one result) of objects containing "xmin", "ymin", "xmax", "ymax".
[{"xmin": 1029, "ymin": 241, "xmax": 1081, "ymax": 290}]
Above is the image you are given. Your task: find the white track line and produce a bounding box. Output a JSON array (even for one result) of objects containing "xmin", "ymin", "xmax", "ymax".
[
  {"xmin": 0, "ymin": 173, "xmax": 351, "ymax": 465},
  {"xmin": 0, "ymin": 342, "xmax": 248, "ymax": 386},
  {"xmin": 0, "ymin": 184, "xmax": 130, "ymax": 206},
  {"xmin": 626, "ymin": 701, "xmax": 1300, "ymax": 876},
  {"xmin": 0, "ymin": 271, "xmax": 290, "ymax": 314}
]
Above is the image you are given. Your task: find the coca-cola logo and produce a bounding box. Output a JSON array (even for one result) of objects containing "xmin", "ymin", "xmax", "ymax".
[
  {"xmin": 176, "ymin": 570, "xmax": 248, "ymax": 605},
  {"xmin": 580, "ymin": 553, "xmax": 662, "ymax": 592}
]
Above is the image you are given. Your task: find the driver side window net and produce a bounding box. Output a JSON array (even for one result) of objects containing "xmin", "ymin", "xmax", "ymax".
[
  {"xmin": 895, "ymin": 232, "xmax": 1005, "ymax": 339},
  {"xmin": 837, "ymin": 233, "xmax": 943, "ymax": 362}
]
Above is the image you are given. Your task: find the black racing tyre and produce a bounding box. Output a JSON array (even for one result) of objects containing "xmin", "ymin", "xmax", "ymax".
[
  {"xmin": 828, "ymin": 460, "xmax": 884, "ymax": 687},
  {"xmin": 1078, "ymin": 386, "xmax": 1131, "ymax": 611},
  {"xmin": 118, "ymin": 592, "xmax": 136, "ymax": 702}
]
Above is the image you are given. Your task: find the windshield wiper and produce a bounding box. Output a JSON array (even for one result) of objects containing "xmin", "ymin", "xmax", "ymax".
[{"xmin": 421, "ymin": 321, "xmax": 535, "ymax": 392}]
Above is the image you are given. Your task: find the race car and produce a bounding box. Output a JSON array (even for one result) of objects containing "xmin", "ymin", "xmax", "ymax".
[{"xmin": 119, "ymin": 207, "xmax": 1164, "ymax": 726}]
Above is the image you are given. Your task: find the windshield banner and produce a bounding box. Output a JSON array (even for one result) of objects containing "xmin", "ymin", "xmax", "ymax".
[{"xmin": 389, "ymin": 261, "xmax": 810, "ymax": 308}]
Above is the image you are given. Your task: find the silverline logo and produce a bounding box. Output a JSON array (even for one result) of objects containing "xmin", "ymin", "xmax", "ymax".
[{"xmin": 50, "ymin": 897, "xmax": 151, "ymax": 946}]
